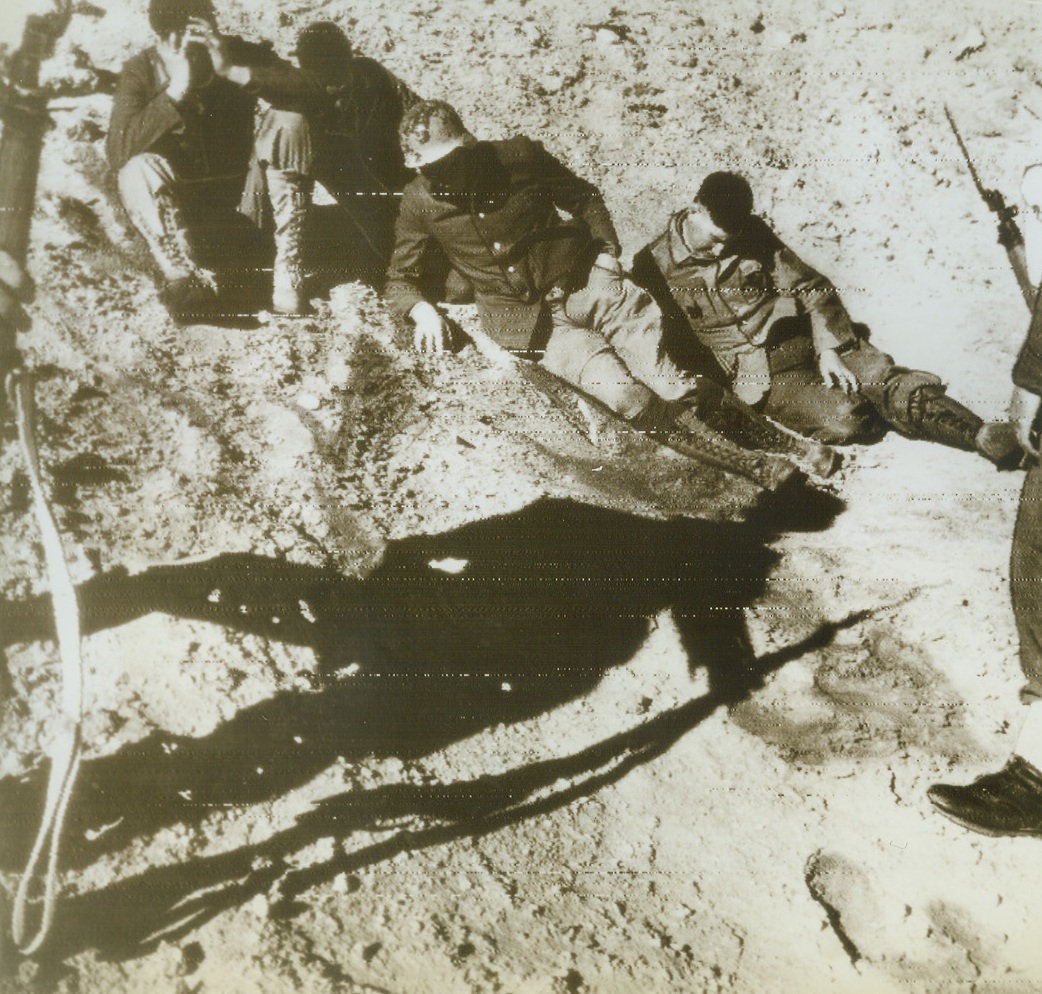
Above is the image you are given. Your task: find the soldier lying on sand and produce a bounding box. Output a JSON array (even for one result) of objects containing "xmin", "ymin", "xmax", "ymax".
[{"xmin": 632, "ymin": 171, "xmax": 1018, "ymax": 467}]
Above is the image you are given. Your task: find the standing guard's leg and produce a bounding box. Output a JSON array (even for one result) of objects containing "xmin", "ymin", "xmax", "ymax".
[{"xmin": 928, "ymin": 462, "xmax": 1042, "ymax": 836}]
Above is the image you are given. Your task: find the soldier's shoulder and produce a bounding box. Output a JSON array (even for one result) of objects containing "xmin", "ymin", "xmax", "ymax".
[
  {"xmin": 740, "ymin": 215, "xmax": 785, "ymax": 254},
  {"xmin": 495, "ymin": 134, "xmax": 551, "ymax": 163}
]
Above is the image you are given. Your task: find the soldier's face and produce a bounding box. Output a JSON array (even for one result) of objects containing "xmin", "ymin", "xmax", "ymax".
[{"xmin": 682, "ymin": 203, "xmax": 732, "ymax": 256}]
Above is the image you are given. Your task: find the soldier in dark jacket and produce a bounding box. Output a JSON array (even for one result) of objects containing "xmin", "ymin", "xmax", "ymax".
[
  {"xmin": 384, "ymin": 100, "xmax": 706, "ymax": 425},
  {"xmin": 290, "ymin": 21, "xmax": 420, "ymax": 287},
  {"xmin": 928, "ymin": 171, "xmax": 1042, "ymax": 836},
  {"xmin": 107, "ymin": 0, "xmax": 320, "ymax": 321},
  {"xmin": 633, "ymin": 171, "xmax": 1017, "ymax": 465}
]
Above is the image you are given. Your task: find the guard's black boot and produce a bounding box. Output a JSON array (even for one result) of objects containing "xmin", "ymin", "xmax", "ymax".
[{"xmin": 927, "ymin": 756, "xmax": 1042, "ymax": 837}]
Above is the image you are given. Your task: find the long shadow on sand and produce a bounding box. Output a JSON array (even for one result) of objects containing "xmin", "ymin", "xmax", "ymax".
[{"xmin": 0, "ymin": 494, "xmax": 853, "ymax": 963}]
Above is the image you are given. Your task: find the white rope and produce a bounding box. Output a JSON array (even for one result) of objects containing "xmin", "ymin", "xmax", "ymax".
[{"xmin": 7, "ymin": 370, "xmax": 84, "ymax": 955}]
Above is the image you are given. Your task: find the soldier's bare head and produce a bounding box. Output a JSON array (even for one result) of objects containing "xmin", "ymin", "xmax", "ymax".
[
  {"xmin": 399, "ymin": 100, "xmax": 473, "ymax": 169},
  {"xmin": 149, "ymin": 0, "xmax": 216, "ymax": 39},
  {"xmin": 683, "ymin": 171, "xmax": 754, "ymax": 256},
  {"xmin": 294, "ymin": 21, "xmax": 353, "ymax": 84}
]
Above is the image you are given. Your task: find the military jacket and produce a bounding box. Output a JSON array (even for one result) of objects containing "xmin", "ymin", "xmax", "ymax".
[
  {"xmin": 107, "ymin": 39, "xmax": 319, "ymax": 180},
  {"xmin": 633, "ymin": 210, "xmax": 856, "ymax": 403},
  {"xmin": 384, "ymin": 136, "xmax": 621, "ymax": 351}
]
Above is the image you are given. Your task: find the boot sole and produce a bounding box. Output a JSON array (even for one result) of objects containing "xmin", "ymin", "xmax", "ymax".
[{"xmin": 928, "ymin": 796, "xmax": 1042, "ymax": 838}]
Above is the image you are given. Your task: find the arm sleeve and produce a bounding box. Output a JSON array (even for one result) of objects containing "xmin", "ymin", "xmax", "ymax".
[
  {"xmin": 1014, "ymin": 285, "xmax": 1042, "ymax": 395},
  {"xmin": 106, "ymin": 56, "xmax": 183, "ymax": 171},
  {"xmin": 384, "ymin": 186, "xmax": 433, "ymax": 321},
  {"xmin": 224, "ymin": 37, "xmax": 323, "ymax": 109},
  {"xmin": 535, "ymin": 143, "xmax": 621, "ymax": 257},
  {"xmin": 772, "ymin": 243, "xmax": 857, "ymax": 352}
]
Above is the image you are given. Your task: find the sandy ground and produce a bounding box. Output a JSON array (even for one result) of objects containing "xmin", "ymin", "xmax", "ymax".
[{"xmin": 2, "ymin": 0, "xmax": 1042, "ymax": 991}]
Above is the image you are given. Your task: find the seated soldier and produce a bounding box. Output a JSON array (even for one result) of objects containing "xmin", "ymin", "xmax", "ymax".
[
  {"xmin": 107, "ymin": 0, "xmax": 321, "ymax": 322},
  {"xmin": 632, "ymin": 171, "xmax": 1018, "ymax": 465},
  {"xmin": 382, "ymin": 101, "xmax": 829, "ymax": 488},
  {"xmin": 290, "ymin": 21, "xmax": 419, "ymax": 288}
]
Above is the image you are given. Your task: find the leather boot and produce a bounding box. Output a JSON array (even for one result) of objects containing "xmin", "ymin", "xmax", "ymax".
[
  {"xmin": 266, "ymin": 168, "xmax": 312, "ymax": 315},
  {"xmin": 928, "ymin": 756, "xmax": 1042, "ymax": 836},
  {"xmin": 144, "ymin": 189, "xmax": 219, "ymax": 323},
  {"xmin": 668, "ymin": 403, "xmax": 803, "ymax": 491},
  {"xmin": 693, "ymin": 381, "xmax": 841, "ymax": 479},
  {"xmin": 910, "ymin": 385, "xmax": 1021, "ymax": 468}
]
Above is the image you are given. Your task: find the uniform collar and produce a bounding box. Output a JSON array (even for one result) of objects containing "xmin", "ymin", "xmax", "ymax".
[{"xmin": 669, "ymin": 208, "xmax": 721, "ymax": 266}]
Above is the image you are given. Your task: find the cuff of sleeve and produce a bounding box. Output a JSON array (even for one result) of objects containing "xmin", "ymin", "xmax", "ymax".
[{"xmin": 1014, "ymin": 346, "xmax": 1042, "ymax": 395}]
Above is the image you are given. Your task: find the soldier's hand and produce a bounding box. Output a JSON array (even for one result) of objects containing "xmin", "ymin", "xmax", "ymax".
[
  {"xmin": 0, "ymin": 250, "xmax": 32, "ymax": 302},
  {"xmin": 1011, "ymin": 384, "xmax": 1042, "ymax": 459},
  {"xmin": 186, "ymin": 17, "xmax": 230, "ymax": 78},
  {"xmin": 410, "ymin": 301, "xmax": 448, "ymax": 354},
  {"xmin": 157, "ymin": 32, "xmax": 192, "ymax": 101},
  {"xmin": 817, "ymin": 347, "xmax": 859, "ymax": 394}
]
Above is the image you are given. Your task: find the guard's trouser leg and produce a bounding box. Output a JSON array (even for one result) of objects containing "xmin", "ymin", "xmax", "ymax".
[{"xmin": 1012, "ymin": 461, "xmax": 1042, "ymax": 704}]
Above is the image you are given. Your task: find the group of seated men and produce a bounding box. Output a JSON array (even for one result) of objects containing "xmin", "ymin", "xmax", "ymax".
[
  {"xmin": 23, "ymin": 0, "xmax": 1041, "ymax": 839},
  {"xmin": 108, "ymin": 0, "xmax": 1020, "ymax": 472}
]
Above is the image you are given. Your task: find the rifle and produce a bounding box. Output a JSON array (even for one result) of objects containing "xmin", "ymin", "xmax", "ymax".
[
  {"xmin": 945, "ymin": 105, "xmax": 1036, "ymax": 312},
  {"xmin": 0, "ymin": 0, "xmax": 81, "ymax": 959}
]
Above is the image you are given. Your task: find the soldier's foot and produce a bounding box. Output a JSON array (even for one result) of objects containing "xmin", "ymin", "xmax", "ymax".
[
  {"xmin": 975, "ymin": 421, "xmax": 1022, "ymax": 470},
  {"xmin": 927, "ymin": 756, "xmax": 1042, "ymax": 836},
  {"xmin": 755, "ymin": 454, "xmax": 805, "ymax": 492},
  {"xmin": 159, "ymin": 274, "xmax": 220, "ymax": 326},
  {"xmin": 800, "ymin": 438, "xmax": 843, "ymax": 479}
]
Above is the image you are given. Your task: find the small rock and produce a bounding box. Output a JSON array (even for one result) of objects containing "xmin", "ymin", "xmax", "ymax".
[
  {"xmin": 595, "ymin": 28, "xmax": 621, "ymax": 47},
  {"xmin": 296, "ymin": 392, "xmax": 320, "ymax": 411}
]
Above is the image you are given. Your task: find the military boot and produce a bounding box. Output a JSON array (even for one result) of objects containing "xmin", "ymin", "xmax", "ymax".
[
  {"xmin": 692, "ymin": 380, "xmax": 841, "ymax": 479},
  {"xmin": 143, "ymin": 190, "xmax": 219, "ymax": 325},
  {"xmin": 928, "ymin": 756, "xmax": 1042, "ymax": 837},
  {"xmin": 266, "ymin": 168, "xmax": 312, "ymax": 315},
  {"xmin": 910, "ymin": 384, "xmax": 1021, "ymax": 469},
  {"xmin": 667, "ymin": 403, "xmax": 804, "ymax": 491}
]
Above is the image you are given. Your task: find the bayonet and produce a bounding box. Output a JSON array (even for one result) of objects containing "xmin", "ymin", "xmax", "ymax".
[{"xmin": 945, "ymin": 105, "xmax": 1035, "ymax": 311}]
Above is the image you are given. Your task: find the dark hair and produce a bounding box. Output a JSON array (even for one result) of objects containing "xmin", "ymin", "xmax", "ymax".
[
  {"xmin": 148, "ymin": 0, "xmax": 216, "ymax": 38},
  {"xmin": 696, "ymin": 171, "xmax": 754, "ymax": 233},
  {"xmin": 399, "ymin": 99, "xmax": 468, "ymax": 147},
  {"xmin": 294, "ymin": 21, "xmax": 353, "ymax": 72}
]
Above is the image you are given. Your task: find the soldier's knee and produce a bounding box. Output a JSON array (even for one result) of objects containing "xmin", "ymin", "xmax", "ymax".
[
  {"xmin": 254, "ymin": 108, "xmax": 314, "ymax": 174},
  {"xmin": 117, "ymin": 152, "xmax": 175, "ymax": 207},
  {"xmin": 882, "ymin": 369, "xmax": 944, "ymax": 423},
  {"xmin": 810, "ymin": 396, "xmax": 882, "ymax": 444}
]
